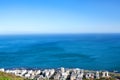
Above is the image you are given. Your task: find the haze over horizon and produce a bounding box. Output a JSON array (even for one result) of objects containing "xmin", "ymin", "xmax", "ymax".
[{"xmin": 0, "ymin": 0, "xmax": 120, "ymax": 34}]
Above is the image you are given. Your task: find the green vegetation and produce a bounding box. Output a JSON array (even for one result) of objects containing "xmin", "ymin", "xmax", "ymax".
[{"xmin": 0, "ymin": 71, "xmax": 24, "ymax": 80}]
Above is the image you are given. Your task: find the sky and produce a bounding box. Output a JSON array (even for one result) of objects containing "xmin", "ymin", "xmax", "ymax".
[{"xmin": 0, "ymin": 0, "xmax": 120, "ymax": 34}]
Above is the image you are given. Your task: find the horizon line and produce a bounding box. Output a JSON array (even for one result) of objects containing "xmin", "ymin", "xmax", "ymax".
[{"xmin": 0, "ymin": 33, "xmax": 120, "ymax": 35}]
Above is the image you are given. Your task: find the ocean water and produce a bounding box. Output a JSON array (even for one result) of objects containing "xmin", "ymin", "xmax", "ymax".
[{"xmin": 0, "ymin": 34, "xmax": 120, "ymax": 71}]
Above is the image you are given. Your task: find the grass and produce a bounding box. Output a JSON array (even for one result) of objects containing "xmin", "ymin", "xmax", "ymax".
[{"xmin": 0, "ymin": 71, "xmax": 24, "ymax": 80}]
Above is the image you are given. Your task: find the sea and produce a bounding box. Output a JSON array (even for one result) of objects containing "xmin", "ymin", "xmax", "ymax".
[{"xmin": 0, "ymin": 34, "xmax": 120, "ymax": 71}]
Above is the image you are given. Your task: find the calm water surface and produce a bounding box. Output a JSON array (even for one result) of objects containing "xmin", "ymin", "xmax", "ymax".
[{"xmin": 0, "ymin": 34, "xmax": 120, "ymax": 71}]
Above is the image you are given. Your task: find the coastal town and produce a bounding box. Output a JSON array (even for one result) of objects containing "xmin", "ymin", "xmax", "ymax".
[{"xmin": 0, "ymin": 67, "xmax": 116, "ymax": 80}]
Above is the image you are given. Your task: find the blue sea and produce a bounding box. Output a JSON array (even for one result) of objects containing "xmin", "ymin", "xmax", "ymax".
[{"xmin": 0, "ymin": 34, "xmax": 120, "ymax": 71}]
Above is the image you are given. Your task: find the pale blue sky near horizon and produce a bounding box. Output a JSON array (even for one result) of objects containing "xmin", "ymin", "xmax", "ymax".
[{"xmin": 0, "ymin": 0, "xmax": 120, "ymax": 34}]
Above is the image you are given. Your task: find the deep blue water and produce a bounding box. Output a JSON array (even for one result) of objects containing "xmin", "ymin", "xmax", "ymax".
[{"xmin": 0, "ymin": 34, "xmax": 120, "ymax": 71}]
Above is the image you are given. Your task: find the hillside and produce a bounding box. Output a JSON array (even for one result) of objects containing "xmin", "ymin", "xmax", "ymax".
[{"xmin": 0, "ymin": 71, "xmax": 24, "ymax": 80}]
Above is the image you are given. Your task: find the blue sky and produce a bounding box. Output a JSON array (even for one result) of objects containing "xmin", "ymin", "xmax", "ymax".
[{"xmin": 0, "ymin": 0, "xmax": 120, "ymax": 34}]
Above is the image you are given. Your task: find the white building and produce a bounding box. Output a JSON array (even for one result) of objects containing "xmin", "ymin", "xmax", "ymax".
[
  {"xmin": 0, "ymin": 68, "xmax": 5, "ymax": 72},
  {"xmin": 102, "ymin": 71, "xmax": 109, "ymax": 78}
]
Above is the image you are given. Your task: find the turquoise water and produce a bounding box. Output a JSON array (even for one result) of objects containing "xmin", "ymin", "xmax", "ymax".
[{"xmin": 0, "ymin": 34, "xmax": 120, "ymax": 71}]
